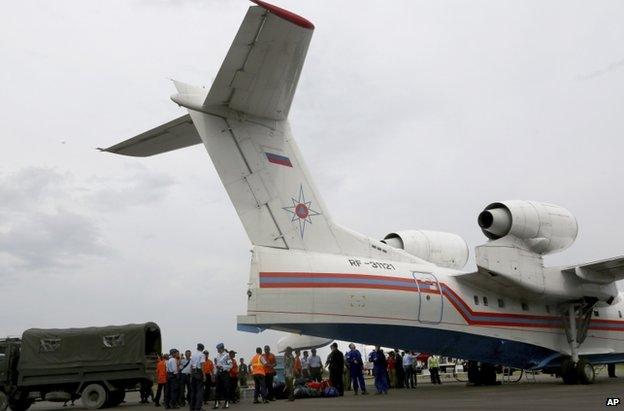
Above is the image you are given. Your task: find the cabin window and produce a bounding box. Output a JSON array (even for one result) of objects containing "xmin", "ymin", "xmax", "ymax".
[
  {"xmin": 40, "ymin": 338, "xmax": 61, "ymax": 353},
  {"xmin": 593, "ymin": 310, "xmax": 599, "ymax": 317},
  {"xmin": 474, "ymin": 295, "xmax": 479, "ymax": 305},
  {"xmin": 521, "ymin": 302, "xmax": 529, "ymax": 311},
  {"xmin": 619, "ymin": 311, "xmax": 622, "ymax": 319},
  {"xmin": 103, "ymin": 334, "xmax": 125, "ymax": 348},
  {"xmin": 483, "ymin": 297, "xmax": 489, "ymax": 306},
  {"xmin": 497, "ymin": 298, "xmax": 505, "ymax": 308},
  {"xmin": 545, "ymin": 305, "xmax": 550, "ymax": 314}
]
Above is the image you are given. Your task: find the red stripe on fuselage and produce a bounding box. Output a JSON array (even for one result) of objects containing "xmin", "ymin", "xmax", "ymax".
[{"xmin": 258, "ymin": 271, "xmax": 624, "ymax": 331}]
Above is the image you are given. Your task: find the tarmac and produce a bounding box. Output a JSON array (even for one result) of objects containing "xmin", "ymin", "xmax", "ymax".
[{"xmin": 30, "ymin": 369, "xmax": 624, "ymax": 411}]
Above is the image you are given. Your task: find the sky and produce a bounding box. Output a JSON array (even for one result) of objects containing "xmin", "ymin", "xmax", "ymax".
[{"xmin": 1, "ymin": 0, "xmax": 624, "ymax": 359}]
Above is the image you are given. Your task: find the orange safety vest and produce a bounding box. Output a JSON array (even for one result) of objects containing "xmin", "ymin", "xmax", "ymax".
[
  {"xmin": 202, "ymin": 359, "xmax": 214, "ymax": 375},
  {"xmin": 156, "ymin": 360, "xmax": 167, "ymax": 384},
  {"xmin": 263, "ymin": 353, "xmax": 276, "ymax": 375},
  {"xmin": 230, "ymin": 361, "xmax": 239, "ymax": 378},
  {"xmin": 294, "ymin": 356, "xmax": 302, "ymax": 374},
  {"xmin": 251, "ymin": 354, "xmax": 265, "ymax": 376}
]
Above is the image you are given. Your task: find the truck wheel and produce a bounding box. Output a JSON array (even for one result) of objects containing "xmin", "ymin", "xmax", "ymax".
[
  {"xmin": 0, "ymin": 391, "xmax": 8, "ymax": 411},
  {"xmin": 81, "ymin": 384, "xmax": 108, "ymax": 410},
  {"xmin": 8, "ymin": 397, "xmax": 32, "ymax": 411},
  {"xmin": 577, "ymin": 359, "xmax": 595, "ymax": 385}
]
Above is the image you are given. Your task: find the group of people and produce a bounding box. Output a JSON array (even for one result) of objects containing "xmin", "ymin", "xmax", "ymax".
[
  {"xmin": 153, "ymin": 342, "xmax": 255, "ymax": 410},
  {"xmin": 147, "ymin": 342, "xmax": 443, "ymax": 409}
]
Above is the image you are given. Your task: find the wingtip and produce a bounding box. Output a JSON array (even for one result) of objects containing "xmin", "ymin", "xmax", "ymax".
[{"xmin": 250, "ymin": 0, "xmax": 314, "ymax": 30}]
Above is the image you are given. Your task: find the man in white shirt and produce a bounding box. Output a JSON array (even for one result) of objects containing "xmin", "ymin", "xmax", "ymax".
[
  {"xmin": 165, "ymin": 349, "xmax": 180, "ymax": 409},
  {"xmin": 308, "ymin": 348, "xmax": 323, "ymax": 382},
  {"xmin": 178, "ymin": 350, "xmax": 192, "ymax": 406},
  {"xmin": 189, "ymin": 343, "xmax": 206, "ymax": 411},
  {"xmin": 403, "ymin": 351, "xmax": 416, "ymax": 388},
  {"xmin": 301, "ymin": 350, "xmax": 310, "ymax": 379},
  {"xmin": 213, "ymin": 343, "xmax": 232, "ymax": 410}
]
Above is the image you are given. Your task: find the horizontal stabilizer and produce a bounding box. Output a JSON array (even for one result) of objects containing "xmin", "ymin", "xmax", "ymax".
[
  {"xmin": 100, "ymin": 115, "xmax": 201, "ymax": 157},
  {"xmin": 564, "ymin": 255, "xmax": 624, "ymax": 284}
]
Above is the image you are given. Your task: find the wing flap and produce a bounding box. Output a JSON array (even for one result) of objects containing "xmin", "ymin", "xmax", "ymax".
[
  {"xmin": 100, "ymin": 115, "xmax": 201, "ymax": 157},
  {"xmin": 563, "ymin": 255, "xmax": 624, "ymax": 284}
]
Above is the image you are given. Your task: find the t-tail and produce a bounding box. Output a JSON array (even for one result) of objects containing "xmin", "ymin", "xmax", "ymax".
[{"xmin": 101, "ymin": 1, "xmax": 418, "ymax": 263}]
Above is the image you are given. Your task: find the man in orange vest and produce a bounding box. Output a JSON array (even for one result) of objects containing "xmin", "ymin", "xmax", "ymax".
[
  {"xmin": 154, "ymin": 353, "xmax": 168, "ymax": 407},
  {"xmin": 250, "ymin": 347, "xmax": 268, "ymax": 404},
  {"xmin": 202, "ymin": 351, "xmax": 214, "ymax": 404},
  {"xmin": 262, "ymin": 345, "xmax": 277, "ymax": 401}
]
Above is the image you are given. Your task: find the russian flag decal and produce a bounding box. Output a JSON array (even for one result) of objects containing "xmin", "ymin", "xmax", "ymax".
[{"xmin": 265, "ymin": 152, "xmax": 293, "ymax": 167}]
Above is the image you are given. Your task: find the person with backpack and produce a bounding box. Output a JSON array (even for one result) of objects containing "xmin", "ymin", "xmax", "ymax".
[
  {"xmin": 369, "ymin": 346, "xmax": 389, "ymax": 395},
  {"xmin": 325, "ymin": 343, "xmax": 345, "ymax": 396}
]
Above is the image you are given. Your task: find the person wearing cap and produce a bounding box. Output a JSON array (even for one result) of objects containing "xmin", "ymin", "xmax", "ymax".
[
  {"xmin": 325, "ymin": 343, "xmax": 345, "ymax": 396},
  {"xmin": 188, "ymin": 343, "xmax": 206, "ymax": 411},
  {"xmin": 213, "ymin": 343, "xmax": 232, "ymax": 409},
  {"xmin": 283, "ymin": 347, "xmax": 296, "ymax": 401},
  {"xmin": 228, "ymin": 351, "xmax": 239, "ymax": 403},
  {"xmin": 250, "ymin": 347, "xmax": 268, "ymax": 404},
  {"xmin": 345, "ymin": 343, "xmax": 368, "ymax": 395},
  {"xmin": 166, "ymin": 349, "xmax": 180, "ymax": 408},
  {"xmin": 262, "ymin": 345, "xmax": 277, "ymax": 401},
  {"xmin": 202, "ymin": 351, "xmax": 215, "ymax": 404}
]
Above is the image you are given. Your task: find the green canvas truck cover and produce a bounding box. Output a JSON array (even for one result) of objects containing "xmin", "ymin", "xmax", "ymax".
[{"xmin": 18, "ymin": 323, "xmax": 161, "ymax": 372}]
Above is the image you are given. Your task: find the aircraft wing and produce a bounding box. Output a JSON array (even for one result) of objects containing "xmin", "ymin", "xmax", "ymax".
[
  {"xmin": 451, "ymin": 270, "xmax": 541, "ymax": 299},
  {"xmin": 204, "ymin": 0, "xmax": 314, "ymax": 120},
  {"xmin": 99, "ymin": 114, "xmax": 201, "ymax": 157},
  {"xmin": 563, "ymin": 255, "xmax": 624, "ymax": 284}
]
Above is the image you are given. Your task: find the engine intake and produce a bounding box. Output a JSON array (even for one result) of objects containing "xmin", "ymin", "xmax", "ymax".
[
  {"xmin": 478, "ymin": 200, "xmax": 578, "ymax": 254},
  {"xmin": 382, "ymin": 230, "xmax": 468, "ymax": 269}
]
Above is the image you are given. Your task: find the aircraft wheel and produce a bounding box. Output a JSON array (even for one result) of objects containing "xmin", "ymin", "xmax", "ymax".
[
  {"xmin": 576, "ymin": 359, "xmax": 595, "ymax": 385},
  {"xmin": 561, "ymin": 359, "xmax": 578, "ymax": 385},
  {"xmin": 81, "ymin": 384, "xmax": 108, "ymax": 410},
  {"xmin": 0, "ymin": 391, "xmax": 9, "ymax": 411}
]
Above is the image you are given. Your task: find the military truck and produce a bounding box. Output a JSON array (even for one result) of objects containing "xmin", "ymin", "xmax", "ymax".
[{"xmin": 0, "ymin": 323, "xmax": 161, "ymax": 411}]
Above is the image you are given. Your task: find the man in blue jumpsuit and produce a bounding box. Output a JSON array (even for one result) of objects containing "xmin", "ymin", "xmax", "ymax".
[
  {"xmin": 368, "ymin": 346, "xmax": 388, "ymax": 394},
  {"xmin": 345, "ymin": 344, "xmax": 368, "ymax": 395}
]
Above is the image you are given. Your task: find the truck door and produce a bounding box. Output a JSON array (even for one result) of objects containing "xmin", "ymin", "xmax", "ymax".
[{"xmin": 412, "ymin": 272, "xmax": 443, "ymax": 324}]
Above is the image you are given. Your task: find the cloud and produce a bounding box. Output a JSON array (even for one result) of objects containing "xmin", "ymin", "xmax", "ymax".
[{"xmin": 0, "ymin": 165, "xmax": 176, "ymax": 276}]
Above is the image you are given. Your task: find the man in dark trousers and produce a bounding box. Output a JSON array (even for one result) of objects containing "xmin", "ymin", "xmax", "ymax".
[
  {"xmin": 608, "ymin": 363, "xmax": 618, "ymax": 378},
  {"xmin": 325, "ymin": 343, "xmax": 345, "ymax": 396}
]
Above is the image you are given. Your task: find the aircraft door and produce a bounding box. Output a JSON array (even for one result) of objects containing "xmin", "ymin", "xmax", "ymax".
[{"xmin": 412, "ymin": 272, "xmax": 443, "ymax": 324}]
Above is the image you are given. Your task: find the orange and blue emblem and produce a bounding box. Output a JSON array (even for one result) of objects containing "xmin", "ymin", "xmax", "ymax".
[{"xmin": 283, "ymin": 185, "xmax": 321, "ymax": 238}]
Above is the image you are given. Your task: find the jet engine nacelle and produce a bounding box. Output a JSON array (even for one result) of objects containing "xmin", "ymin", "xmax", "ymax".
[
  {"xmin": 382, "ymin": 230, "xmax": 468, "ymax": 269},
  {"xmin": 477, "ymin": 200, "xmax": 578, "ymax": 254}
]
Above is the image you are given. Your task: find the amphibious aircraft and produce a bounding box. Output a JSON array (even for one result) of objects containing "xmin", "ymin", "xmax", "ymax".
[{"xmin": 103, "ymin": 0, "xmax": 624, "ymax": 384}]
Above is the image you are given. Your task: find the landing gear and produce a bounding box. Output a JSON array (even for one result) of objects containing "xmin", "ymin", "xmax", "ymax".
[{"xmin": 559, "ymin": 300, "xmax": 597, "ymax": 385}]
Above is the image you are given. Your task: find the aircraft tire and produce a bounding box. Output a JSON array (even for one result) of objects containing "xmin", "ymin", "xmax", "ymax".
[
  {"xmin": 81, "ymin": 384, "xmax": 108, "ymax": 410},
  {"xmin": 561, "ymin": 359, "xmax": 578, "ymax": 385},
  {"xmin": 576, "ymin": 359, "xmax": 595, "ymax": 385}
]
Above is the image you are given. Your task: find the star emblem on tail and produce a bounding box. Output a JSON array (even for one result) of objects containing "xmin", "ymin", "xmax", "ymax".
[{"xmin": 283, "ymin": 185, "xmax": 321, "ymax": 238}]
